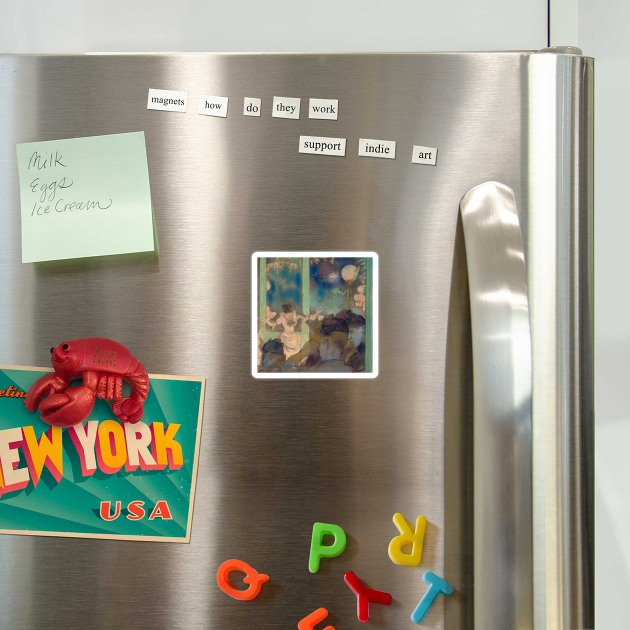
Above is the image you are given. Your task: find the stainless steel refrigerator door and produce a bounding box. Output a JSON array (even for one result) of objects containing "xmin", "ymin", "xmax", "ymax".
[{"xmin": 0, "ymin": 52, "xmax": 593, "ymax": 629}]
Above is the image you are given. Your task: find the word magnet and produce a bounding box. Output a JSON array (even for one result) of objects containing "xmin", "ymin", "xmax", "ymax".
[
  {"xmin": 358, "ymin": 138, "xmax": 396, "ymax": 159},
  {"xmin": 198, "ymin": 95, "xmax": 228, "ymax": 118},
  {"xmin": 411, "ymin": 572, "xmax": 454, "ymax": 624},
  {"xmin": 216, "ymin": 559, "xmax": 269, "ymax": 601},
  {"xmin": 388, "ymin": 512, "xmax": 427, "ymax": 567},
  {"xmin": 308, "ymin": 98, "xmax": 338, "ymax": 120},
  {"xmin": 244, "ymin": 97, "xmax": 262, "ymax": 116},
  {"xmin": 411, "ymin": 145, "xmax": 438, "ymax": 165},
  {"xmin": 309, "ymin": 522, "xmax": 346, "ymax": 573},
  {"xmin": 299, "ymin": 136, "xmax": 346, "ymax": 157},
  {"xmin": 344, "ymin": 571, "xmax": 392, "ymax": 622},
  {"xmin": 147, "ymin": 88, "xmax": 187, "ymax": 112},
  {"xmin": 272, "ymin": 96, "xmax": 300, "ymax": 119}
]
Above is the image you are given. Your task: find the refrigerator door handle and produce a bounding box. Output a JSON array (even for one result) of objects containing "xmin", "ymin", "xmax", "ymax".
[{"xmin": 460, "ymin": 181, "xmax": 533, "ymax": 629}]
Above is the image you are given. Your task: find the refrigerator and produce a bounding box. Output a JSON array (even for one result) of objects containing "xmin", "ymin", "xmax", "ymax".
[{"xmin": 0, "ymin": 50, "xmax": 593, "ymax": 629}]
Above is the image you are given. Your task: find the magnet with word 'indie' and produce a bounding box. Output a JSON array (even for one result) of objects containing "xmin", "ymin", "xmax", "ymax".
[
  {"xmin": 298, "ymin": 608, "xmax": 335, "ymax": 630},
  {"xmin": 25, "ymin": 338, "xmax": 149, "ymax": 428},
  {"xmin": 309, "ymin": 522, "xmax": 347, "ymax": 573},
  {"xmin": 411, "ymin": 571, "xmax": 454, "ymax": 623},
  {"xmin": 216, "ymin": 559, "xmax": 269, "ymax": 601},
  {"xmin": 388, "ymin": 512, "xmax": 427, "ymax": 567},
  {"xmin": 344, "ymin": 571, "xmax": 392, "ymax": 622}
]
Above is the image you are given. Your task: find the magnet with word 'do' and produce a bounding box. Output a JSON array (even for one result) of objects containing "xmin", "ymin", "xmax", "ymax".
[{"xmin": 216, "ymin": 559, "xmax": 269, "ymax": 601}]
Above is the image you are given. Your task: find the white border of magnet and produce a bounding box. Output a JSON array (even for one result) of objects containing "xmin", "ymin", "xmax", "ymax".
[{"xmin": 251, "ymin": 251, "xmax": 379, "ymax": 379}]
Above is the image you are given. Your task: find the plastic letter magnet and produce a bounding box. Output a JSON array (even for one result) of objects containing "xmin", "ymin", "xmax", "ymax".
[
  {"xmin": 410, "ymin": 571, "xmax": 454, "ymax": 623},
  {"xmin": 388, "ymin": 512, "xmax": 427, "ymax": 567},
  {"xmin": 309, "ymin": 522, "xmax": 347, "ymax": 573},
  {"xmin": 298, "ymin": 607, "xmax": 335, "ymax": 630},
  {"xmin": 216, "ymin": 559, "xmax": 269, "ymax": 601},
  {"xmin": 344, "ymin": 571, "xmax": 392, "ymax": 622}
]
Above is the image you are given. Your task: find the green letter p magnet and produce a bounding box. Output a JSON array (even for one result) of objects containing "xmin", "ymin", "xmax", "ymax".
[{"xmin": 309, "ymin": 522, "xmax": 347, "ymax": 573}]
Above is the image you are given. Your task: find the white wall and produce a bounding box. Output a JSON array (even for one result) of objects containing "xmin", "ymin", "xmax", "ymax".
[
  {"xmin": 577, "ymin": 1, "xmax": 629, "ymax": 627},
  {"xmin": 0, "ymin": 0, "xmax": 547, "ymax": 53}
]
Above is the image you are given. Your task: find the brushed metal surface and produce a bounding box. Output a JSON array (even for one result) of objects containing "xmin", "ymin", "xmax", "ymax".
[
  {"xmin": 527, "ymin": 52, "xmax": 595, "ymax": 629},
  {"xmin": 0, "ymin": 52, "xmax": 593, "ymax": 629},
  {"xmin": 460, "ymin": 182, "xmax": 533, "ymax": 630}
]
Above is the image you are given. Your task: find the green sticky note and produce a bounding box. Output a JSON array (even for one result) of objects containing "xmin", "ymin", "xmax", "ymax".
[{"xmin": 16, "ymin": 132, "xmax": 155, "ymax": 263}]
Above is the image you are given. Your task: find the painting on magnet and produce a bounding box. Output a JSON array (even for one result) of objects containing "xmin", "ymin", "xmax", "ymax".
[{"xmin": 252, "ymin": 252, "xmax": 378, "ymax": 378}]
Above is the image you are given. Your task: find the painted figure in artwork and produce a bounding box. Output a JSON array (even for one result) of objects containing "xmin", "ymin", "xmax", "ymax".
[
  {"xmin": 354, "ymin": 285, "xmax": 366, "ymax": 313},
  {"xmin": 263, "ymin": 303, "xmax": 323, "ymax": 358},
  {"xmin": 259, "ymin": 338, "xmax": 286, "ymax": 372}
]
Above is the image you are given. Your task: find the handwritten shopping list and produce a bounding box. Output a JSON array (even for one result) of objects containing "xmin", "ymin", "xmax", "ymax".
[{"xmin": 16, "ymin": 132, "xmax": 154, "ymax": 263}]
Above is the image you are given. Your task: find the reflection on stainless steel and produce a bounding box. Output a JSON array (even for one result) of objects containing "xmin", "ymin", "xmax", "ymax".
[
  {"xmin": 460, "ymin": 182, "xmax": 533, "ymax": 630},
  {"xmin": 0, "ymin": 52, "xmax": 593, "ymax": 629},
  {"xmin": 527, "ymin": 52, "xmax": 595, "ymax": 630}
]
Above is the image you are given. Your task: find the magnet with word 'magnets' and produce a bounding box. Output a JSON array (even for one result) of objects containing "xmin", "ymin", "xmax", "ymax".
[
  {"xmin": 308, "ymin": 522, "xmax": 347, "ymax": 573},
  {"xmin": 298, "ymin": 607, "xmax": 335, "ymax": 630},
  {"xmin": 388, "ymin": 512, "xmax": 427, "ymax": 567},
  {"xmin": 216, "ymin": 559, "xmax": 269, "ymax": 601}
]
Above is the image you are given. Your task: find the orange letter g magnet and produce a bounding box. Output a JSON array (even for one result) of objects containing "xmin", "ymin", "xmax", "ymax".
[{"xmin": 217, "ymin": 559, "xmax": 269, "ymax": 601}]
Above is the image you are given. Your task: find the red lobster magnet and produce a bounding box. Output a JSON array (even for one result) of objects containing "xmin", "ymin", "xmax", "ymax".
[{"xmin": 26, "ymin": 338, "xmax": 149, "ymax": 428}]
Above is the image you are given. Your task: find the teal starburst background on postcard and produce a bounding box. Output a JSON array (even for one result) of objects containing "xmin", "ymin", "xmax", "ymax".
[{"xmin": 0, "ymin": 368, "xmax": 203, "ymax": 541}]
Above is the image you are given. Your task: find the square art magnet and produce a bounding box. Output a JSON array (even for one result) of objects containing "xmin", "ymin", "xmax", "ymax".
[{"xmin": 252, "ymin": 252, "xmax": 378, "ymax": 378}]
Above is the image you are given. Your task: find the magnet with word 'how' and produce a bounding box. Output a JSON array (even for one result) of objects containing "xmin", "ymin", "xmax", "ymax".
[
  {"xmin": 388, "ymin": 512, "xmax": 427, "ymax": 567},
  {"xmin": 298, "ymin": 608, "xmax": 335, "ymax": 630},
  {"xmin": 344, "ymin": 571, "xmax": 392, "ymax": 622},
  {"xmin": 410, "ymin": 572, "xmax": 454, "ymax": 623},
  {"xmin": 216, "ymin": 559, "xmax": 269, "ymax": 601},
  {"xmin": 308, "ymin": 522, "xmax": 347, "ymax": 573}
]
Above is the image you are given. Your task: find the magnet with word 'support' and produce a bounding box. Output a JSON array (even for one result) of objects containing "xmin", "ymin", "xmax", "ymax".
[
  {"xmin": 216, "ymin": 559, "xmax": 269, "ymax": 601},
  {"xmin": 388, "ymin": 512, "xmax": 427, "ymax": 567}
]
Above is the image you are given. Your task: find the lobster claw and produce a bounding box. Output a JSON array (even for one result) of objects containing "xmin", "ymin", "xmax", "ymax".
[
  {"xmin": 37, "ymin": 386, "xmax": 96, "ymax": 428},
  {"xmin": 112, "ymin": 398, "xmax": 144, "ymax": 424},
  {"xmin": 25, "ymin": 373, "xmax": 67, "ymax": 413}
]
